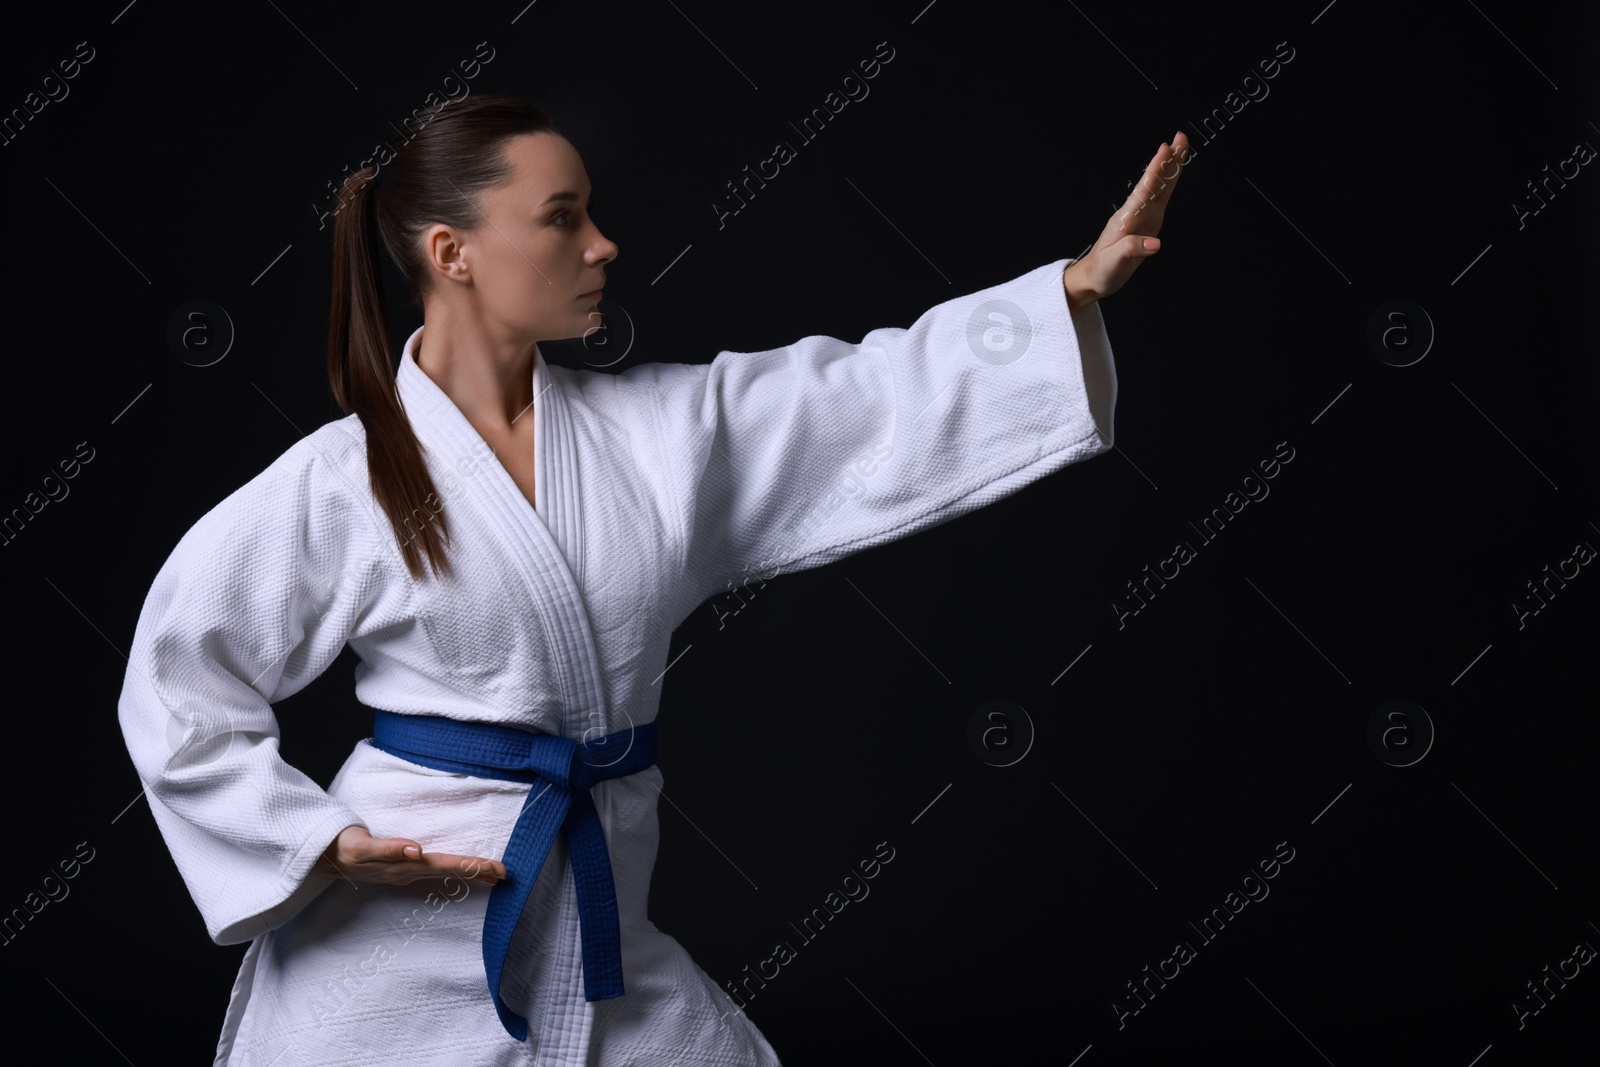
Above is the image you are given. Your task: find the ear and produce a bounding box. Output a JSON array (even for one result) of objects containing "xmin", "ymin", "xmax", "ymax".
[{"xmin": 424, "ymin": 224, "xmax": 473, "ymax": 285}]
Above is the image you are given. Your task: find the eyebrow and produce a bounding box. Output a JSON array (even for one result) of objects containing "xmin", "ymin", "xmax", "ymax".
[{"xmin": 539, "ymin": 190, "xmax": 594, "ymax": 207}]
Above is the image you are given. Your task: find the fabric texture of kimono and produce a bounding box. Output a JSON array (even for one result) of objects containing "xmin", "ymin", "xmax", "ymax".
[{"xmin": 116, "ymin": 257, "xmax": 1117, "ymax": 1065}]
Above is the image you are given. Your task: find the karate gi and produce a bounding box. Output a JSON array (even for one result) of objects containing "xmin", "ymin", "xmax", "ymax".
[{"xmin": 117, "ymin": 257, "xmax": 1117, "ymax": 1065}]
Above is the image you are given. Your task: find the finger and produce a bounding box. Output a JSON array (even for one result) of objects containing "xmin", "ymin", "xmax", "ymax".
[
  {"xmin": 1132, "ymin": 138, "xmax": 1189, "ymax": 213},
  {"xmin": 417, "ymin": 852, "xmax": 508, "ymax": 883},
  {"xmin": 1116, "ymin": 196, "xmax": 1165, "ymax": 238},
  {"xmin": 1153, "ymin": 134, "xmax": 1190, "ymax": 190},
  {"xmin": 458, "ymin": 855, "xmax": 509, "ymax": 882},
  {"xmin": 1130, "ymin": 142, "xmax": 1173, "ymax": 203},
  {"xmin": 1104, "ymin": 233, "xmax": 1160, "ymax": 268},
  {"xmin": 1154, "ymin": 142, "xmax": 1186, "ymax": 192},
  {"xmin": 356, "ymin": 836, "xmax": 424, "ymax": 863},
  {"xmin": 1114, "ymin": 152, "xmax": 1172, "ymax": 231},
  {"xmin": 1142, "ymin": 147, "xmax": 1182, "ymax": 208}
]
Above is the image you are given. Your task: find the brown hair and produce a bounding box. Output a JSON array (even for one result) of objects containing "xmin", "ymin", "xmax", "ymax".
[{"xmin": 326, "ymin": 95, "xmax": 560, "ymax": 578}]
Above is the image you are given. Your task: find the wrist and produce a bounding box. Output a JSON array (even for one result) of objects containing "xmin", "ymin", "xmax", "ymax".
[{"xmin": 1062, "ymin": 262, "xmax": 1097, "ymax": 313}]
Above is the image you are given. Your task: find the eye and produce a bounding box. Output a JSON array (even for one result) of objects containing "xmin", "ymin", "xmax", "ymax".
[{"xmin": 552, "ymin": 210, "xmax": 571, "ymax": 227}]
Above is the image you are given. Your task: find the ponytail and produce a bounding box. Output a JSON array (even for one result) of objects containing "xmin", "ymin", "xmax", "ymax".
[
  {"xmin": 324, "ymin": 95, "xmax": 560, "ymax": 579},
  {"xmin": 327, "ymin": 164, "xmax": 452, "ymax": 579}
]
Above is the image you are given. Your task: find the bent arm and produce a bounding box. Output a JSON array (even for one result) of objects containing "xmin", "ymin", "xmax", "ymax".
[{"xmin": 117, "ymin": 433, "xmax": 385, "ymax": 944}]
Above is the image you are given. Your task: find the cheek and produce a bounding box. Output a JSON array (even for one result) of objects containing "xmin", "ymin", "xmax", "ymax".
[
  {"xmin": 499, "ymin": 235, "xmax": 554, "ymax": 284},
  {"xmin": 517, "ymin": 258, "xmax": 566, "ymax": 303}
]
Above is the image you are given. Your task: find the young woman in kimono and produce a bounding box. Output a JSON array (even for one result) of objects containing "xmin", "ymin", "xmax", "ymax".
[{"xmin": 117, "ymin": 95, "xmax": 1186, "ymax": 1064}]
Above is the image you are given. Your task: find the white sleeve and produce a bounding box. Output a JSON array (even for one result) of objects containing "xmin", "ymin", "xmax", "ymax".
[
  {"xmin": 634, "ymin": 258, "xmax": 1117, "ymax": 626},
  {"xmin": 117, "ymin": 431, "xmax": 386, "ymax": 945}
]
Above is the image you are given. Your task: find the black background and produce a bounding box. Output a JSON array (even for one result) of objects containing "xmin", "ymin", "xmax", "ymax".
[{"xmin": 2, "ymin": 1, "xmax": 1596, "ymax": 1063}]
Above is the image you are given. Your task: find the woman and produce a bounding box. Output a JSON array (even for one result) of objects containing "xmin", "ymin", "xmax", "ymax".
[{"xmin": 117, "ymin": 95, "xmax": 1185, "ymax": 1064}]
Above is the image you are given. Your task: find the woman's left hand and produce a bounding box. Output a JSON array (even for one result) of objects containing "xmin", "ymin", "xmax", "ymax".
[{"xmin": 1063, "ymin": 131, "xmax": 1189, "ymax": 311}]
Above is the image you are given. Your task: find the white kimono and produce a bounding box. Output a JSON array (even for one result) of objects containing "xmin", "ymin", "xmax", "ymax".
[{"xmin": 117, "ymin": 258, "xmax": 1116, "ymax": 1065}]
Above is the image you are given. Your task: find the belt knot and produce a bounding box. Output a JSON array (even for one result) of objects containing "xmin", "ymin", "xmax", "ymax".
[{"xmin": 369, "ymin": 709, "xmax": 658, "ymax": 1042}]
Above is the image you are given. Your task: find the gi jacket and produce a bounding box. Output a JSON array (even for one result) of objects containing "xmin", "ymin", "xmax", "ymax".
[{"xmin": 117, "ymin": 258, "xmax": 1117, "ymax": 1065}]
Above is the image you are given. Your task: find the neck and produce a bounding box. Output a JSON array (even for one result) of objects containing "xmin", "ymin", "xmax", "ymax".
[{"xmin": 414, "ymin": 307, "xmax": 538, "ymax": 431}]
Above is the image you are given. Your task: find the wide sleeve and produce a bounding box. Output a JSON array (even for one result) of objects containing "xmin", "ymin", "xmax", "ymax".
[
  {"xmin": 116, "ymin": 430, "xmax": 388, "ymax": 945},
  {"xmin": 635, "ymin": 257, "xmax": 1117, "ymax": 626}
]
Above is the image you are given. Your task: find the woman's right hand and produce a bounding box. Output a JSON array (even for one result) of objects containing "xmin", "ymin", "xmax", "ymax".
[{"xmin": 310, "ymin": 824, "xmax": 507, "ymax": 886}]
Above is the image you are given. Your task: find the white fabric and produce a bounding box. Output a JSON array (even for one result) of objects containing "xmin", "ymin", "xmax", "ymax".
[{"xmin": 117, "ymin": 258, "xmax": 1116, "ymax": 1065}]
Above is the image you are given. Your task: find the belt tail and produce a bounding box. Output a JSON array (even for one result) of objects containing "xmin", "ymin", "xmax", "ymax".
[
  {"xmin": 567, "ymin": 789, "xmax": 625, "ymax": 1000},
  {"xmin": 483, "ymin": 785, "xmax": 572, "ymax": 1041}
]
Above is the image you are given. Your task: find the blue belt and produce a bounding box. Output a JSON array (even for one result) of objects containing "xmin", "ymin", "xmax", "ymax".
[{"xmin": 370, "ymin": 710, "xmax": 658, "ymax": 1041}]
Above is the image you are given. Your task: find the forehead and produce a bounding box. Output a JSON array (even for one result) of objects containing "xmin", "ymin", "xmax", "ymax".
[{"xmin": 497, "ymin": 133, "xmax": 590, "ymax": 202}]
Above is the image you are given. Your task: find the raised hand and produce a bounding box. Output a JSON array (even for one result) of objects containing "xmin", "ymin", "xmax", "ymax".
[
  {"xmin": 310, "ymin": 823, "xmax": 507, "ymax": 886},
  {"xmin": 1062, "ymin": 131, "xmax": 1189, "ymax": 311}
]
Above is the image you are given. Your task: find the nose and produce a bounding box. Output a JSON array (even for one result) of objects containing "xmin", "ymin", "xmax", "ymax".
[{"xmin": 587, "ymin": 225, "xmax": 618, "ymax": 266}]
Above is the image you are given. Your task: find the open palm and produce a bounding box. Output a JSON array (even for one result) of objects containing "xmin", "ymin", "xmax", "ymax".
[{"xmin": 1064, "ymin": 131, "xmax": 1189, "ymax": 308}]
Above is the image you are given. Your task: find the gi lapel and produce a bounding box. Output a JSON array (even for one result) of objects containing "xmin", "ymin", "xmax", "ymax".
[{"xmin": 394, "ymin": 326, "xmax": 608, "ymax": 742}]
